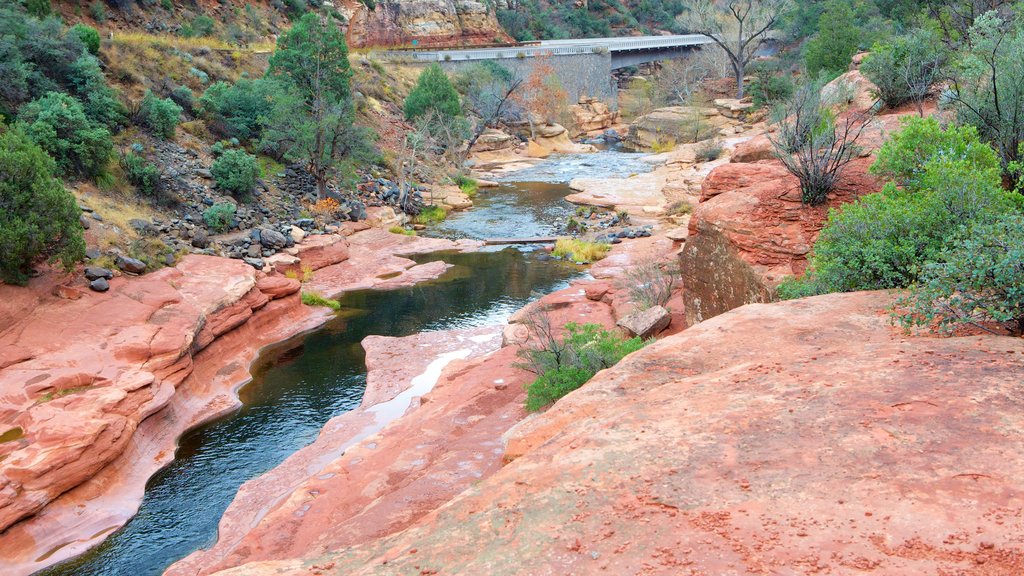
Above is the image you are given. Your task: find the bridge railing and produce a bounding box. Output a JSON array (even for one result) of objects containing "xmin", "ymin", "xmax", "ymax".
[{"xmin": 376, "ymin": 35, "xmax": 717, "ymax": 62}]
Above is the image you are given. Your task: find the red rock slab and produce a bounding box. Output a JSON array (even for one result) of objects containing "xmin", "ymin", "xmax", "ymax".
[{"xmin": 212, "ymin": 291, "xmax": 1024, "ymax": 576}]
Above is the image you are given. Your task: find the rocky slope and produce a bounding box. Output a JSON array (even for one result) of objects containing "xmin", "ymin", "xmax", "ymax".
[
  {"xmin": 346, "ymin": 0, "xmax": 511, "ymax": 48},
  {"xmin": 209, "ymin": 291, "xmax": 1024, "ymax": 575},
  {"xmin": 0, "ymin": 227, "xmax": 477, "ymax": 575}
]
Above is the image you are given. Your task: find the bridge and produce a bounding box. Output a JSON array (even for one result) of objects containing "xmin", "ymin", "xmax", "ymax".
[{"xmin": 377, "ymin": 35, "xmax": 716, "ymax": 108}]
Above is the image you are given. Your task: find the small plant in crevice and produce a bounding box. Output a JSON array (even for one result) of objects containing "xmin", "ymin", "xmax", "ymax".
[
  {"xmin": 552, "ymin": 238, "xmax": 608, "ymax": 263},
  {"xmin": 516, "ymin": 309, "xmax": 646, "ymax": 412},
  {"xmin": 694, "ymin": 139, "xmax": 723, "ymax": 163},
  {"xmin": 301, "ymin": 291, "xmax": 341, "ymax": 311},
  {"xmin": 617, "ymin": 259, "xmax": 680, "ymax": 312},
  {"xmin": 388, "ymin": 225, "xmax": 416, "ymax": 236}
]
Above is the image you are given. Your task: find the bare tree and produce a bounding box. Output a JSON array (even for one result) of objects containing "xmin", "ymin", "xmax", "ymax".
[
  {"xmin": 654, "ymin": 46, "xmax": 731, "ymax": 105},
  {"xmin": 680, "ymin": 0, "xmax": 789, "ymax": 99},
  {"xmin": 454, "ymin": 62, "xmax": 524, "ymax": 150}
]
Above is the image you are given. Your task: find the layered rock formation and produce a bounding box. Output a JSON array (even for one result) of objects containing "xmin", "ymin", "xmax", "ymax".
[
  {"xmin": 624, "ymin": 105, "xmax": 742, "ymax": 151},
  {"xmin": 209, "ymin": 291, "xmax": 1024, "ymax": 575},
  {"xmin": 346, "ymin": 0, "xmax": 511, "ymax": 48}
]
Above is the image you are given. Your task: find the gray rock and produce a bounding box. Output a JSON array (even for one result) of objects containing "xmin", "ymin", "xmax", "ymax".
[
  {"xmin": 259, "ymin": 228, "xmax": 287, "ymax": 249},
  {"xmin": 91, "ymin": 212, "xmax": 103, "ymax": 221},
  {"xmin": 115, "ymin": 255, "xmax": 147, "ymax": 274},
  {"xmin": 191, "ymin": 228, "xmax": 209, "ymax": 249},
  {"xmin": 129, "ymin": 219, "xmax": 153, "ymax": 235},
  {"xmin": 89, "ymin": 278, "xmax": 110, "ymax": 292},
  {"xmin": 246, "ymin": 244, "xmax": 262, "ymax": 258},
  {"xmin": 85, "ymin": 248, "xmax": 101, "ymax": 260},
  {"xmin": 243, "ymin": 257, "xmax": 264, "ymax": 270},
  {"xmin": 616, "ymin": 305, "xmax": 671, "ymax": 339},
  {"xmin": 84, "ymin": 266, "xmax": 113, "ymax": 281},
  {"xmin": 79, "ymin": 214, "xmax": 91, "ymax": 230}
]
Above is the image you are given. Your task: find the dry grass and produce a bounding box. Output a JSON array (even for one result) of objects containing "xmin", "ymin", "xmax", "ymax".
[
  {"xmin": 111, "ymin": 32, "xmax": 274, "ymax": 53},
  {"xmin": 552, "ymin": 238, "xmax": 610, "ymax": 263}
]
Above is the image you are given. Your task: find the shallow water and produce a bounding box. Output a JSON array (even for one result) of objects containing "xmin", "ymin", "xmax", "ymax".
[{"xmin": 39, "ymin": 150, "xmax": 645, "ymax": 576}]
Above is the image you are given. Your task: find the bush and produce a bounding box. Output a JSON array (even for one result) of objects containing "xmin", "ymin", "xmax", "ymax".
[
  {"xmin": 749, "ymin": 62, "xmax": 794, "ymax": 108},
  {"xmin": 170, "ymin": 85, "xmax": 194, "ymax": 114},
  {"xmin": 617, "ymin": 259, "xmax": 679, "ymax": 311},
  {"xmin": 68, "ymin": 55, "xmax": 126, "ymax": 129},
  {"xmin": 138, "ymin": 91, "xmax": 182, "ymax": 139},
  {"xmin": 203, "ymin": 202, "xmax": 236, "ymax": 232},
  {"xmin": 181, "ymin": 14, "xmax": 216, "ymax": 38},
  {"xmin": 870, "ymin": 116, "xmax": 1000, "ymax": 192},
  {"xmin": 301, "ymin": 290, "xmax": 341, "ymax": 310},
  {"xmin": 518, "ymin": 320, "xmax": 645, "ymax": 412},
  {"xmin": 804, "ymin": 0, "xmax": 861, "ymax": 77},
  {"xmin": 897, "ymin": 215, "xmax": 1024, "ymax": 336},
  {"xmin": 26, "ymin": 0, "xmax": 51, "ymax": 18},
  {"xmin": 861, "ymin": 29, "xmax": 945, "ymax": 111},
  {"xmin": 211, "ymin": 149, "xmax": 260, "ymax": 198},
  {"xmin": 199, "ymin": 78, "xmax": 282, "ymax": 142},
  {"xmin": 120, "ymin": 151, "xmax": 161, "ymax": 198},
  {"xmin": 0, "ymin": 126, "xmax": 85, "ymax": 285},
  {"xmin": 17, "ymin": 92, "xmax": 112, "ymax": 180},
  {"xmin": 414, "ymin": 204, "xmax": 447, "ymax": 225},
  {"xmin": 552, "ymin": 238, "xmax": 609, "ymax": 263},
  {"xmin": 71, "ymin": 23, "xmax": 100, "ymax": 55},
  {"xmin": 89, "ymin": 1, "xmax": 106, "ymax": 22},
  {"xmin": 404, "ymin": 63, "xmax": 461, "ymax": 121},
  {"xmin": 455, "ymin": 174, "xmax": 478, "ymax": 196},
  {"xmin": 694, "ymin": 139, "xmax": 723, "ymax": 162}
]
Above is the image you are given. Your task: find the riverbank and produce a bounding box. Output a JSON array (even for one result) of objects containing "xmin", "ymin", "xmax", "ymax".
[{"xmin": 0, "ymin": 226, "xmax": 479, "ymax": 576}]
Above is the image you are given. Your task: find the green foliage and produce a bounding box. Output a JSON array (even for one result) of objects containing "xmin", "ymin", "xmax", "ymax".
[
  {"xmin": 404, "ymin": 64, "xmax": 461, "ymax": 121},
  {"xmin": 454, "ymin": 174, "xmax": 478, "ymax": 196},
  {"xmin": 211, "ymin": 149, "xmax": 260, "ymax": 199},
  {"xmin": 181, "ymin": 14, "xmax": 216, "ymax": 38},
  {"xmin": 0, "ymin": 126, "xmax": 85, "ymax": 285},
  {"xmin": 120, "ymin": 151, "xmax": 161, "ymax": 198},
  {"xmin": 946, "ymin": 12, "xmax": 1024, "ymax": 184},
  {"xmin": 861, "ymin": 28, "xmax": 945, "ymax": 109},
  {"xmin": 414, "ymin": 204, "xmax": 447, "ymax": 225},
  {"xmin": 17, "ymin": 92, "xmax": 112, "ymax": 180},
  {"xmin": 897, "ymin": 215, "xmax": 1024, "ymax": 335},
  {"xmin": 199, "ymin": 78, "xmax": 282, "ymax": 142},
  {"xmin": 88, "ymin": 2, "xmax": 106, "ymax": 22},
  {"xmin": 203, "ymin": 202, "xmax": 236, "ymax": 232},
  {"xmin": 138, "ymin": 91, "xmax": 182, "ymax": 139},
  {"xmin": 552, "ymin": 238, "xmax": 609, "ymax": 263},
  {"xmin": 804, "ymin": 0, "xmax": 861, "ymax": 77},
  {"xmin": 750, "ymin": 66, "xmax": 794, "ymax": 108},
  {"xmin": 263, "ymin": 12, "xmax": 354, "ymax": 196},
  {"xmin": 161, "ymin": 0, "xmax": 173, "ymax": 10},
  {"xmin": 25, "ymin": 0, "xmax": 51, "ymax": 18},
  {"xmin": 71, "ymin": 23, "xmax": 100, "ymax": 55},
  {"xmin": 519, "ymin": 321, "xmax": 646, "ymax": 412},
  {"xmin": 870, "ymin": 116, "xmax": 1000, "ymax": 192},
  {"xmin": 301, "ymin": 290, "xmax": 341, "ymax": 310}
]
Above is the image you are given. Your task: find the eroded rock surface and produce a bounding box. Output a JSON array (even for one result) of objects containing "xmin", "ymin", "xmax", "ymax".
[
  {"xmin": 207, "ymin": 291, "xmax": 1024, "ymax": 576},
  {"xmin": 347, "ymin": 0, "xmax": 510, "ymax": 48}
]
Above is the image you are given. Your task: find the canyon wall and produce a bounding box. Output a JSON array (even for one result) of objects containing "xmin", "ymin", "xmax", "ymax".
[{"xmin": 347, "ymin": 0, "xmax": 511, "ymax": 48}]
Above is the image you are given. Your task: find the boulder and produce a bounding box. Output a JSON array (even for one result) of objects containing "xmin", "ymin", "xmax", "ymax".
[
  {"xmin": 255, "ymin": 276, "xmax": 301, "ymax": 299},
  {"xmin": 535, "ymin": 123, "xmax": 567, "ymax": 138},
  {"xmin": 821, "ymin": 69, "xmax": 879, "ymax": 114},
  {"xmin": 625, "ymin": 106, "xmax": 733, "ymax": 151},
  {"xmin": 243, "ymin": 257, "xmax": 265, "ymax": 270},
  {"xmin": 191, "ymin": 229, "xmax": 210, "ymax": 249},
  {"xmin": 570, "ymin": 98, "xmax": 619, "ymax": 135},
  {"xmin": 84, "ymin": 266, "xmax": 113, "ymax": 281},
  {"xmin": 258, "ymin": 228, "xmax": 287, "ymax": 250},
  {"xmin": 616, "ymin": 305, "xmax": 671, "ymax": 338},
  {"xmin": 115, "ymin": 255, "xmax": 146, "ymax": 275},
  {"xmin": 713, "ymin": 98, "xmax": 755, "ymax": 119},
  {"xmin": 88, "ymin": 277, "xmax": 109, "ymax": 292},
  {"xmin": 731, "ymin": 134, "xmax": 775, "ymax": 163},
  {"xmin": 289, "ymin": 226, "xmax": 306, "ymax": 244},
  {"xmin": 52, "ymin": 284, "xmax": 85, "ymax": 300},
  {"xmin": 471, "ymin": 128, "xmax": 516, "ymax": 152}
]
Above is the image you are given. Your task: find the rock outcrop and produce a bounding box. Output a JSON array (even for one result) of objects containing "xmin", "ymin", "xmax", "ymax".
[
  {"xmin": 569, "ymin": 97, "xmax": 619, "ymax": 136},
  {"xmin": 624, "ymin": 106, "xmax": 740, "ymax": 151},
  {"xmin": 346, "ymin": 0, "xmax": 510, "ymax": 48},
  {"xmin": 207, "ymin": 291, "xmax": 1024, "ymax": 575}
]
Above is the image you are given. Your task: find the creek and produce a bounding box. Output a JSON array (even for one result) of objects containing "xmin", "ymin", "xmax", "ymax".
[{"xmin": 39, "ymin": 149, "xmax": 652, "ymax": 576}]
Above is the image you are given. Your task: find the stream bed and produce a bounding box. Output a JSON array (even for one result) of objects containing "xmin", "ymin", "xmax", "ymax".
[{"xmin": 40, "ymin": 150, "xmax": 650, "ymax": 576}]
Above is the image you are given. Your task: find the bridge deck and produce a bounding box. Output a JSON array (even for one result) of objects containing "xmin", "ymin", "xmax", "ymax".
[{"xmin": 378, "ymin": 34, "xmax": 714, "ymax": 62}]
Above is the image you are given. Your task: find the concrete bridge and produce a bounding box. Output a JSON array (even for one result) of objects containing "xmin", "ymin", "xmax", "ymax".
[{"xmin": 377, "ymin": 35, "xmax": 716, "ymax": 108}]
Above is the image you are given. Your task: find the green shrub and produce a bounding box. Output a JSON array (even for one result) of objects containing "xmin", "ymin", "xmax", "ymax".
[
  {"xmin": 414, "ymin": 204, "xmax": 447, "ymax": 225},
  {"xmin": 871, "ymin": 116, "xmax": 1000, "ymax": 193},
  {"xmin": 120, "ymin": 151, "xmax": 161, "ymax": 198},
  {"xmin": 71, "ymin": 23, "xmax": 100, "ymax": 55},
  {"xmin": 455, "ymin": 174, "xmax": 478, "ymax": 196},
  {"xmin": 0, "ymin": 126, "xmax": 85, "ymax": 285},
  {"xmin": 804, "ymin": 0, "xmax": 861, "ymax": 77},
  {"xmin": 519, "ymin": 321, "xmax": 645, "ymax": 412},
  {"xmin": 203, "ymin": 202, "xmax": 236, "ymax": 232},
  {"xmin": 211, "ymin": 149, "xmax": 259, "ymax": 198},
  {"xmin": 404, "ymin": 63, "xmax": 461, "ymax": 121},
  {"xmin": 25, "ymin": 0, "xmax": 51, "ymax": 18},
  {"xmin": 68, "ymin": 55, "xmax": 127, "ymax": 129},
  {"xmin": 749, "ymin": 64, "xmax": 794, "ymax": 108},
  {"xmin": 897, "ymin": 215, "xmax": 1024, "ymax": 336},
  {"xmin": 138, "ymin": 91, "xmax": 182, "ymax": 139},
  {"xmin": 694, "ymin": 139, "xmax": 723, "ymax": 162},
  {"xmin": 301, "ymin": 290, "xmax": 341, "ymax": 310},
  {"xmin": 88, "ymin": 1, "xmax": 106, "ymax": 22},
  {"xmin": 181, "ymin": 14, "xmax": 216, "ymax": 38},
  {"xmin": 552, "ymin": 238, "xmax": 609, "ymax": 263},
  {"xmin": 17, "ymin": 92, "xmax": 112, "ymax": 180},
  {"xmin": 861, "ymin": 29, "xmax": 945, "ymax": 110},
  {"xmin": 199, "ymin": 78, "xmax": 282, "ymax": 142}
]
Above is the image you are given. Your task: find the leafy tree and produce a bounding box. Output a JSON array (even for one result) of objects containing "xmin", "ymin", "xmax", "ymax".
[
  {"xmin": 454, "ymin": 61, "xmax": 523, "ymax": 150},
  {"xmin": 17, "ymin": 92, "xmax": 112, "ymax": 180},
  {"xmin": 861, "ymin": 28, "xmax": 945, "ymax": 113},
  {"xmin": 138, "ymin": 91, "xmax": 182, "ymax": 139},
  {"xmin": 262, "ymin": 13, "xmax": 354, "ymax": 199},
  {"xmin": 509, "ymin": 54, "xmax": 568, "ymax": 138},
  {"xmin": 0, "ymin": 126, "xmax": 85, "ymax": 285},
  {"xmin": 199, "ymin": 77, "xmax": 282, "ymax": 142},
  {"xmin": 680, "ymin": 0, "xmax": 790, "ymax": 98},
  {"xmin": 404, "ymin": 63, "xmax": 462, "ymax": 121},
  {"xmin": 944, "ymin": 12, "xmax": 1024, "ymax": 185},
  {"xmin": 211, "ymin": 149, "xmax": 260, "ymax": 198},
  {"xmin": 804, "ymin": 0, "xmax": 861, "ymax": 77},
  {"xmin": 897, "ymin": 214, "xmax": 1024, "ymax": 335},
  {"xmin": 71, "ymin": 23, "xmax": 100, "ymax": 55}
]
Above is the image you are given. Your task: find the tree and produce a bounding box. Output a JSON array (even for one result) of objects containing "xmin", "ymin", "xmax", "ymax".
[
  {"xmin": 262, "ymin": 12, "xmax": 353, "ymax": 199},
  {"xmin": 17, "ymin": 91, "xmax": 112, "ymax": 180},
  {"xmin": 404, "ymin": 64, "xmax": 462, "ymax": 121},
  {"xmin": 944, "ymin": 12, "xmax": 1024, "ymax": 186},
  {"xmin": 804, "ymin": 0, "xmax": 860, "ymax": 77},
  {"xmin": 0, "ymin": 126, "xmax": 85, "ymax": 285},
  {"xmin": 680, "ymin": 0, "xmax": 789, "ymax": 98},
  {"xmin": 653, "ymin": 46, "xmax": 730, "ymax": 105},
  {"xmin": 453, "ymin": 61, "xmax": 523, "ymax": 150},
  {"xmin": 510, "ymin": 53, "xmax": 568, "ymax": 139},
  {"xmin": 200, "ymin": 77, "xmax": 283, "ymax": 142}
]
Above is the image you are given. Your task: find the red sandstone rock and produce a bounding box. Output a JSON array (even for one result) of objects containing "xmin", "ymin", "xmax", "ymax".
[
  {"xmin": 346, "ymin": 0, "xmax": 510, "ymax": 49},
  {"xmin": 730, "ymin": 134, "xmax": 775, "ymax": 163},
  {"xmin": 208, "ymin": 291, "xmax": 1024, "ymax": 576},
  {"xmin": 255, "ymin": 276, "xmax": 301, "ymax": 299}
]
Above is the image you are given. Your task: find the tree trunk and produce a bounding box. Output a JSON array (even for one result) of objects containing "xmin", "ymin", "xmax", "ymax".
[{"xmin": 735, "ymin": 63, "xmax": 745, "ymax": 99}]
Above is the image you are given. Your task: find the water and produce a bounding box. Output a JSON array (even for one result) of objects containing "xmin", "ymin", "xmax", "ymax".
[{"xmin": 39, "ymin": 150, "xmax": 648, "ymax": 576}]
